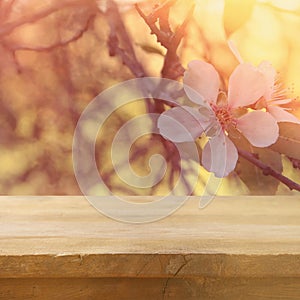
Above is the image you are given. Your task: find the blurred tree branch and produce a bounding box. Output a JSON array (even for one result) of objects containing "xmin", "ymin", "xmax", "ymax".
[
  {"xmin": 5, "ymin": 13, "xmax": 96, "ymax": 52},
  {"xmin": 238, "ymin": 148, "xmax": 300, "ymax": 192},
  {"xmin": 106, "ymin": 0, "xmax": 146, "ymax": 78},
  {"xmin": 105, "ymin": 0, "xmax": 160, "ymax": 117},
  {"xmin": 0, "ymin": 0, "xmax": 96, "ymax": 38},
  {"xmin": 0, "ymin": 0, "xmax": 16, "ymax": 22}
]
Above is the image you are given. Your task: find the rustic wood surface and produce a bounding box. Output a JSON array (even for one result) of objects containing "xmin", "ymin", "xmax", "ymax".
[{"xmin": 0, "ymin": 196, "xmax": 299, "ymax": 299}]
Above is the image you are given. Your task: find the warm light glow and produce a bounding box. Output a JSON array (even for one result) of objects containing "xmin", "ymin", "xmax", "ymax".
[
  {"xmin": 0, "ymin": 0, "xmax": 299, "ymax": 195},
  {"xmin": 259, "ymin": 0, "xmax": 300, "ymax": 11}
]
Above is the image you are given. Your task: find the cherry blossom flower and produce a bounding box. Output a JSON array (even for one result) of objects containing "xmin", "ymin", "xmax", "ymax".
[
  {"xmin": 158, "ymin": 60, "xmax": 279, "ymax": 177},
  {"xmin": 228, "ymin": 41, "xmax": 300, "ymax": 124},
  {"xmin": 256, "ymin": 61, "xmax": 300, "ymax": 124}
]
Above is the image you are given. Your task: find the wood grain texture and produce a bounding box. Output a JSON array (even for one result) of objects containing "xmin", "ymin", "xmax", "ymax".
[
  {"xmin": 0, "ymin": 196, "xmax": 299, "ymax": 299},
  {"xmin": 0, "ymin": 278, "xmax": 299, "ymax": 300}
]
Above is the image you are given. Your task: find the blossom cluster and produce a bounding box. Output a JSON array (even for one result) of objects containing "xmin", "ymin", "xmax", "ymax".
[{"xmin": 158, "ymin": 44, "xmax": 300, "ymax": 178}]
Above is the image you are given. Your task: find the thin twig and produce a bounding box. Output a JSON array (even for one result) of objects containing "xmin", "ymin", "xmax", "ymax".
[
  {"xmin": 0, "ymin": 0, "xmax": 96, "ymax": 38},
  {"xmin": 238, "ymin": 148, "xmax": 300, "ymax": 192},
  {"xmin": 136, "ymin": 1, "xmax": 194, "ymax": 80},
  {"xmin": 135, "ymin": 1, "xmax": 175, "ymax": 48},
  {"xmin": 135, "ymin": 0, "xmax": 194, "ymax": 116},
  {"xmin": 288, "ymin": 157, "xmax": 300, "ymax": 170},
  {"xmin": 7, "ymin": 13, "xmax": 96, "ymax": 52},
  {"xmin": 106, "ymin": 0, "xmax": 145, "ymax": 78},
  {"xmin": 105, "ymin": 0, "xmax": 157, "ymax": 115}
]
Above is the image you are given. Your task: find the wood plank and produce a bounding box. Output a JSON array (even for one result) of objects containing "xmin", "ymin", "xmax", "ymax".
[
  {"xmin": 0, "ymin": 278, "xmax": 299, "ymax": 300},
  {"xmin": 0, "ymin": 252, "xmax": 300, "ymax": 278},
  {"xmin": 0, "ymin": 196, "xmax": 300, "ymax": 279},
  {"xmin": 1, "ymin": 197, "xmax": 300, "ymax": 248}
]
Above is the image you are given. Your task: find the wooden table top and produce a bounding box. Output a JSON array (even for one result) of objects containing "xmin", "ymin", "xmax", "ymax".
[{"xmin": 0, "ymin": 196, "xmax": 299, "ymax": 279}]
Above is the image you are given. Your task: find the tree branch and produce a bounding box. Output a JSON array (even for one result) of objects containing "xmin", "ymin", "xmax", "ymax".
[
  {"xmin": 238, "ymin": 148, "xmax": 300, "ymax": 192},
  {"xmin": 136, "ymin": 0, "xmax": 194, "ymax": 80},
  {"xmin": 0, "ymin": 0, "xmax": 16, "ymax": 22},
  {"xmin": 288, "ymin": 157, "xmax": 300, "ymax": 170},
  {"xmin": 135, "ymin": 1, "xmax": 175, "ymax": 48},
  {"xmin": 6, "ymin": 13, "xmax": 96, "ymax": 52},
  {"xmin": 106, "ymin": 0, "xmax": 146, "ymax": 78},
  {"xmin": 0, "ymin": 0, "xmax": 96, "ymax": 38}
]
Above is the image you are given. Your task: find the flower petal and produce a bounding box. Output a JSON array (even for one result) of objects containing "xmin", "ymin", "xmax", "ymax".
[
  {"xmin": 258, "ymin": 60, "xmax": 276, "ymax": 100},
  {"xmin": 228, "ymin": 63, "xmax": 266, "ymax": 108},
  {"xmin": 158, "ymin": 106, "xmax": 209, "ymax": 143},
  {"xmin": 183, "ymin": 60, "xmax": 220, "ymax": 104},
  {"xmin": 268, "ymin": 105, "xmax": 300, "ymax": 124},
  {"xmin": 270, "ymin": 99, "xmax": 292, "ymax": 105},
  {"xmin": 202, "ymin": 131, "xmax": 238, "ymax": 178},
  {"xmin": 236, "ymin": 111, "xmax": 279, "ymax": 147},
  {"xmin": 227, "ymin": 40, "xmax": 244, "ymax": 64}
]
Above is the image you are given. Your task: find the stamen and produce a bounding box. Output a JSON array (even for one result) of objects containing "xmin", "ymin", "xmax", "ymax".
[
  {"xmin": 210, "ymin": 103, "xmax": 236, "ymax": 131},
  {"xmin": 270, "ymin": 75, "xmax": 291, "ymax": 104}
]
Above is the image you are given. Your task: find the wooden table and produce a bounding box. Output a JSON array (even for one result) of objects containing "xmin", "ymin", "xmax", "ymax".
[{"xmin": 0, "ymin": 196, "xmax": 299, "ymax": 299}]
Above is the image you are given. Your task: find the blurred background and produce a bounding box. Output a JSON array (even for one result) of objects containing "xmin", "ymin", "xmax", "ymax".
[{"xmin": 0, "ymin": 0, "xmax": 299, "ymax": 195}]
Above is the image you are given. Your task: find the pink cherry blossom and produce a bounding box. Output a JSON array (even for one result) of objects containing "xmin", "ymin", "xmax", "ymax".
[
  {"xmin": 228, "ymin": 40, "xmax": 300, "ymax": 124},
  {"xmin": 158, "ymin": 60, "xmax": 279, "ymax": 178},
  {"xmin": 257, "ymin": 61, "xmax": 300, "ymax": 124}
]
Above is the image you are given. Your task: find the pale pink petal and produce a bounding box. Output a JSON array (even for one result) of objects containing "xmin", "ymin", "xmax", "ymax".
[
  {"xmin": 183, "ymin": 84, "xmax": 210, "ymax": 109},
  {"xmin": 268, "ymin": 105, "xmax": 300, "ymax": 124},
  {"xmin": 158, "ymin": 106, "xmax": 209, "ymax": 142},
  {"xmin": 183, "ymin": 60, "xmax": 220, "ymax": 104},
  {"xmin": 258, "ymin": 60, "xmax": 276, "ymax": 100},
  {"xmin": 236, "ymin": 111, "xmax": 279, "ymax": 147},
  {"xmin": 228, "ymin": 63, "xmax": 266, "ymax": 108},
  {"xmin": 270, "ymin": 99, "xmax": 292, "ymax": 105},
  {"xmin": 227, "ymin": 40, "xmax": 244, "ymax": 64},
  {"xmin": 202, "ymin": 131, "xmax": 238, "ymax": 178}
]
